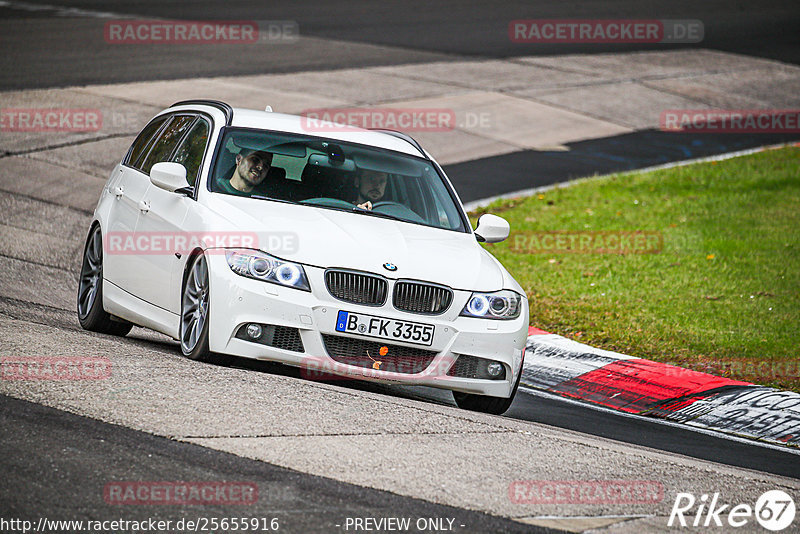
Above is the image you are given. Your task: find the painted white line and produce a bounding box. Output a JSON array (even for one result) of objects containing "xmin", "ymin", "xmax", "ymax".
[
  {"xmin": 463, "ymin": 142, "xmax": 794, "ymax": 212},
  {"xmin": 524, "ymin": 514, "xmax": 652, "ymax": 520},
  {"xmin": 519, "ymin": 386, "xmax": 800, "ymax": 455}
]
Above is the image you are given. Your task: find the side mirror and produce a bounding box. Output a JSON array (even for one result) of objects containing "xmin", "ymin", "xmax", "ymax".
[
  {"xmin": 150, "ymin": 162, "xmax": 190, "ymax": 193},
  {"xmin": 474, "ymin": 214, "xmax": 510, "ymax": 243}
]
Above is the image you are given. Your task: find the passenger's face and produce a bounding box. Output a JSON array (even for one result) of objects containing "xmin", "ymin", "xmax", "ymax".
[
  {"xmin": 358, "ymin": 172, "xmax": 388, "ymax": 201},
  {"xmin": 236, "ymin": 153, "xmax": 270, "ymax": 185}
]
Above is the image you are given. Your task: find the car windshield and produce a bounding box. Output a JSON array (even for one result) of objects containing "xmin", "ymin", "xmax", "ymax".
[{"xmin": 209, "ymin": 128, "xmax": 467, "ymax": 232}]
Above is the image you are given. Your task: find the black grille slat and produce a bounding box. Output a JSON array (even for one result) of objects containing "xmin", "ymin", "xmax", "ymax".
[
  {"xmin": 325, "ymin": 269, "xmax": 387, "ymax": 306},
  {"xmin": 393, "ymin": 280, "xmax": 453, "ymax": 315},
  {"xmin": 447, "ymin": 354, "xmax": 480, "ymax": 378},
  {"xmin": 447, "ymin": 354, "xmax": 506, "ymax": 380},
  {"xmin": 235, "ymin": 324, "xmax": 304, "ymax": 353},
  {"xmin": 322, "ymin": 334, "xmax": 436, "ymax": 374}
]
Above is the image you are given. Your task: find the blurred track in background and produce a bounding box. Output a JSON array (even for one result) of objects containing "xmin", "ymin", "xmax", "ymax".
[{"xmin": 2, "ymin": 2, "xmax": 799, "ymax": 532}]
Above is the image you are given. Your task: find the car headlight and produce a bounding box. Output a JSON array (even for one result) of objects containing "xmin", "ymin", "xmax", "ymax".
[
  {"xmin": 460, "ymin": 290, "xmax": 522, "ymax": 320},
  {"xmin": 225, "ymin": 250, "xmax": 310, "ymax": 291}
]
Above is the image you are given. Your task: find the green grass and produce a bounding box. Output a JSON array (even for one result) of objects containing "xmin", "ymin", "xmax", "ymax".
[{"xmin": 471, "ymin": 146, "xmax": 800, "ymax": 391}]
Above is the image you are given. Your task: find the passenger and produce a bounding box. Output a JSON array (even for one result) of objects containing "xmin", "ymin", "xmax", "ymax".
[
  {"xmin": 353, "ymin": 169, "xmax": 389, "ymax": 210},
  {"xmin": 219, "ymin": 149, "xmax": 273, "ymax": 196}
]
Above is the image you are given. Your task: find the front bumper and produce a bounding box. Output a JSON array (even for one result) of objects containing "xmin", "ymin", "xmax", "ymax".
[{"xmin": 206, "ymin": 254, "xmax": 528, "ymax": 398}]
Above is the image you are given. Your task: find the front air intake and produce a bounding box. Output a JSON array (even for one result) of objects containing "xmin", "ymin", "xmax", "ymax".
[
  {"xmin": 393, "ymin": 280, "xmax": 453, "ymax": 315},
  {"xmin": 325, "ymin": 269, "xmax": 388, "ymax": 306}
]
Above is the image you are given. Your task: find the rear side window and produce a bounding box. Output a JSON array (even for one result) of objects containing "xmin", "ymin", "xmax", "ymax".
[
  {"xmin": 171, "ymin": 118, "xmax": 210, "ymax": 186},
  {"xmin": 140, "ymin": 115, "xmax": 195, "ymax": 174},
  {"xmin": 126, "ymin": 115, "xmax": 169, "ymax": 169}
]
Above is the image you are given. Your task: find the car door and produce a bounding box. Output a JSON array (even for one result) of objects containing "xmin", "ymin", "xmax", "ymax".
[
  {"xmin": 135, "ymin": 115, "xmax": 210, "ymax": 313},
  {"xmin": 103, "ymin": 114, "xmax": 169, "ymax": 293},
  {"xmin": 123, "ymin": 114, "xmax": 197, "ymax": 305}
]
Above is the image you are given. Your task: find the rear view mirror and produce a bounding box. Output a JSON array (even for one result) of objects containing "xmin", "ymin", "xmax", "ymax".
[
  {"xmin": 474, "ymin": 214, "xmax": 510, "ymax": 243},
  {"xmin": 150, "ymin": 162, "xmax": 190, "ymax": 193},
  {"xmin": 307, "ymin": 153, "xmax": 356, "ymax": 171}
]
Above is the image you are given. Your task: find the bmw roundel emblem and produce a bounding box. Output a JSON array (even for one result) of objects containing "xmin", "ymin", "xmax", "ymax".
[{"xmin": 383, "ymin": 262, "xmax": 397, "ymax": 272}]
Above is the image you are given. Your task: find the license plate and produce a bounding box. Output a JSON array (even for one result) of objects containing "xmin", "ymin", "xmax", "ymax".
[{"xmin": 335, "ymin": 311, "xmax": 434, "ymax": 346}]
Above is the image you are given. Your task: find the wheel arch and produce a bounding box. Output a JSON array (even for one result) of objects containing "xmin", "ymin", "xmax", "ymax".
[
  {"xmin": 82, "ymin": 219, "xmax": 103, "ymax": 245},
  {"xmin": 181, "ymin": 247, "xmax": 207, "ymax": 293}
]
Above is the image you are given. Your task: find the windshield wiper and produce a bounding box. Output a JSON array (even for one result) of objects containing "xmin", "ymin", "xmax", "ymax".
[
  {"xmin": 250, "ymin": 195, "xmax": 301, "ymax": 205},
  {"xmin": 250, "ymin": 195, "xmax": 409, "ymax": 223},
  {"xmin": 351, "ymin": 206, "xmax": 406, "ymax": 223}
]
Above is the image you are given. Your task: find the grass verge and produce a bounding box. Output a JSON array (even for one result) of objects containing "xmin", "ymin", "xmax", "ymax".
[{"xmin": 472, "ymin": 145, "xmax": 800, "ymax": 391}]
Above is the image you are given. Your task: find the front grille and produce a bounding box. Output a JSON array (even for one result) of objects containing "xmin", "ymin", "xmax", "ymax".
[
  {"xmin": 447, "ymin": 354, "xmax": 506, "ymax": 380},
  {"xmin": 235, "ymin": 324, "xmax": 304, "ymax": 353},
  {"xmin": 321, "ymin": 334, "xmax": 436, "ymax": 374},
  {"xmin": 325, "ymin": 269, "xmax": 388, "ymax": 306},
  {"xmin": 393, "ymin": 280, "xmax": 453, "ymax": 315}
]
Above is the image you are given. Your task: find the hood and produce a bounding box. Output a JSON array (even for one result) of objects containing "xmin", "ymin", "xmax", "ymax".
[{"xmin": 204, "ymin": 194, "xmax": 505, "ymax": 291}]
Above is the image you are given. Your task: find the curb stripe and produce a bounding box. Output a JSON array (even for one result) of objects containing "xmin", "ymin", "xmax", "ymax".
[
  {"xmin": 550, "ymin": 359, "xmax": 752, "ymax": 413},
  {"xmin": 646, "ymin": 384, "xmax": 755, "ymax": 415},
  {"xmin": 528, "ymin": 326, "xmax": 550, "ymax": 335},
  {"xmin": 523, "ymin": 330, "xmax": 798, "ymax": 447},
  {"xmin": 669, "ymin": 387, "xmax": 800, "ymax": 445}
]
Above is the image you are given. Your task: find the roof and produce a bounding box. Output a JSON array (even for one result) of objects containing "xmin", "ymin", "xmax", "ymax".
[{"xmin": 168, "ymin": 102, "xmax": 426, "ymax": 158}]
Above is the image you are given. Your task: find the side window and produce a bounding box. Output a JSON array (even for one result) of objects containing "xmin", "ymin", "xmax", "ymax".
[
  {"xmin": 140, "ymin": 115, "xmax": 195, "ymax": 174},
  {"xmin": 171, "ymin": 118, "xmax": 210, "ymax": 186},
  {"xmin": 126, "ymin": 115, "xmax": 169, "ymax": 169}
]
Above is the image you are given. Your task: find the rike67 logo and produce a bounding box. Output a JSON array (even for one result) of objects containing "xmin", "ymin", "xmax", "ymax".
[{"xmin": 669, "ymin": 490, "xmax": 796, "ymax": 531}]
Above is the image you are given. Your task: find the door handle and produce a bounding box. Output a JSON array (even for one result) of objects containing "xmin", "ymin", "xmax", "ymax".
[
  {"xmin": 138, "ymin": 200, "xmax": 150, "ymax": 213},
  {"xmin": 112, "ymin": 185, "xmax": 124, "ymax": 199}
]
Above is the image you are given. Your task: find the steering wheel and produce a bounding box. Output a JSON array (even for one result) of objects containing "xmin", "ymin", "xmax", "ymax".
[
  {"xmin": 371, "ymin": 201, "xmax": 405, "ymax": 209},
  {"xmin": 300, "ymin": 197, "xmax": 355, "ymax": 209},
  {"xmin": 370, "ymin": 201, "xmax": 426, "ymax": 224}
]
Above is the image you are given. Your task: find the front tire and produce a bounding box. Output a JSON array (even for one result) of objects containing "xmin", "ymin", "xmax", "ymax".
[
  {"xmin": 453, "ymin": 360, "xmax": 523, "ymax": 415},
  {"xmin": 77, "ymin": 225, "xmax": 133, "ymax": 336},
  {"xmin": 180, "ymin": 253, "xmax": 228, "ymax": 365}
]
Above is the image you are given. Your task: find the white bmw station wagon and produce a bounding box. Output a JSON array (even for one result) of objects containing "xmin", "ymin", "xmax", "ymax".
[{"xmin": 78, "ymin": 100, "xmax": 529, "ymax": 414}]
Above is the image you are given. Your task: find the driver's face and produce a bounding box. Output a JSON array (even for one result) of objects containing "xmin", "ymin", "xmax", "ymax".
[
  {"xmin": 358, "ymin": 172, "xmax": 388, "ymax": 201},
  {"xmin": 236, "ymin": 153, "xmax": 270, "ymax": 186}
]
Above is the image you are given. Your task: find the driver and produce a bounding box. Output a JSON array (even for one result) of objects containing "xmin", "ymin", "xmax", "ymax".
[
  {"xmin": 219, "ymin": 149, "xmax": 273, "ymax": 196},
  {"xmin": 354, "ymin": 169, "xmax": 388, "ymax": 210}
]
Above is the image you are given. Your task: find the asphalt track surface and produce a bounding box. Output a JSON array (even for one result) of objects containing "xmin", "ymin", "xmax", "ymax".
[
  {"xmin": 256, "ymin": 372, "xmax": 800, "ymax": 480},
  {"xmin": 2, "ymin": 1, "xmax": 800, "ymax": 531},
  {"xmin": 0, "ymin": 0, "xmax": 799, "ymax": 90},
  {"xmin": 507, "ymin": 390, "xmax": 800, "ymax": 480},
  {"xmin": 206, "ymin": 354, "xmax": 800, "ymax": 480},
  {"xmin": 448, "ymin": 130, "xmax": 800, "ymax": 203},
  {"xmin": 0, "ymin": 395, "xmax": 553, "ymax": 533},
  {"xmin": 2, "ymin": 1, "xmax": 799, "ymax": 203},
  {"xmin": 2, "ymin": 290, "xmax": 799, "ymax": 482}
]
